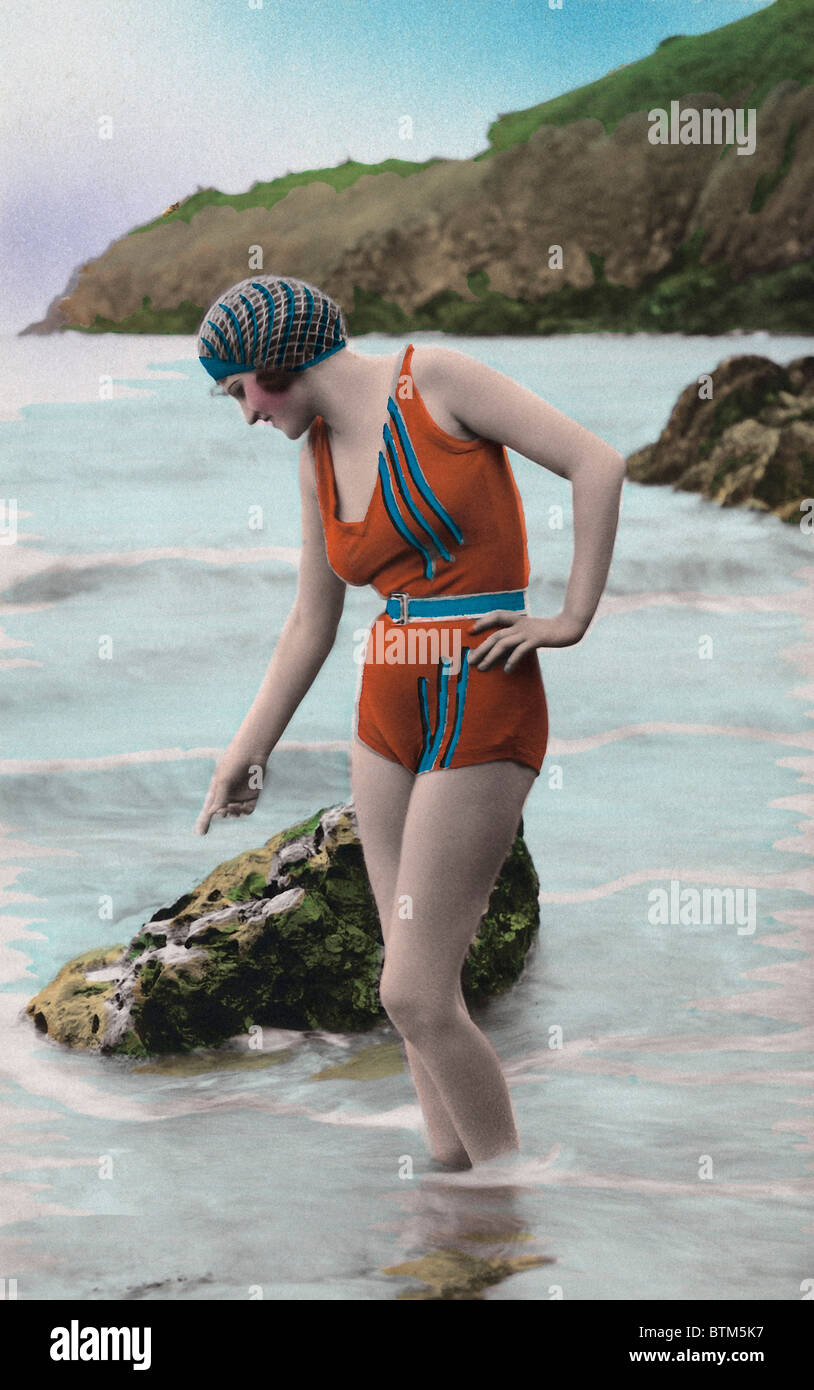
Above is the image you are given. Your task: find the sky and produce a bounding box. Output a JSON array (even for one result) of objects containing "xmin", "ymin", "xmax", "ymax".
[{"xmin": 0, "ymin": 0, "xmax": 775, "ymax": 334}]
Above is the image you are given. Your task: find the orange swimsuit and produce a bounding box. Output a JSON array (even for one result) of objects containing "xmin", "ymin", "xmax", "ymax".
[{"xmin": 311, "ymin": 343, "xmax": 548, "ymax": 776}]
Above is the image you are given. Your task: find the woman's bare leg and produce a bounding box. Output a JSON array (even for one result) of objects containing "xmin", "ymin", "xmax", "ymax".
[
  {"xmin": 350, "ymin": 738, "xmax": 471, "ymax": 1167},
  {"xmin": 379, "ymin": 759, "xmax": 537, "ymax": 1166}
]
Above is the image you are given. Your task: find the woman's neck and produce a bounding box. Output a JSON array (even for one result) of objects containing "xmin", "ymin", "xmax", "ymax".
[{"xmin": 310, "ymin": 347, "xmax": 401, "ymax": 443}]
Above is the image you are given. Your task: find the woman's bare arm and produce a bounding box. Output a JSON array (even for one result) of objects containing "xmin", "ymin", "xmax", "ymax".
[
  {"xmin": 195, "ymin": 434, "xmax": 345, "ymax": 832},
  {"xmin": 413, "ymin": 348, "xmax": 626, "ymax": 655},
  {"xmin": 226, "ymin": 433, "xmax": 346, "ymax": 762}
]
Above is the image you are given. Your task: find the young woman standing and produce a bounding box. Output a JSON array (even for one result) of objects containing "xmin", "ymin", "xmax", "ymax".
[{"xmin": 194, "ymin": 274, "xmax": 626, "ymax": 1172}]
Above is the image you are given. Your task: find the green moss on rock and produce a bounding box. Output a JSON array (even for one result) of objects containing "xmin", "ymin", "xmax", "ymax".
[
  {"xmin": 25, "ymin": 944, "xmax": 128, "ymax": 1051},
  {"xmin": 26, "ymin": 801, "xmax": 541, "ymax": 1057}
]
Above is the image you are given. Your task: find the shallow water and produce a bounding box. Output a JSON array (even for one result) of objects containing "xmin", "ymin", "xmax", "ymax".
[{"xmin": 1, "ymin": 329, "xmax": 812, "ymax": 1300}]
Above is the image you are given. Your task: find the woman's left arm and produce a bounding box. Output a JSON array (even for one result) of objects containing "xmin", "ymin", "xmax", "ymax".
[{"xmin": 422, "ymin": 347, "xmax": 627, "ymax": 671}]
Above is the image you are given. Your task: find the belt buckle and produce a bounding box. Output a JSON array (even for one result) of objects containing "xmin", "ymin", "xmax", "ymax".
[{"xmin": 390, "ymin": 591, "xmax": 409, "ymax": 625}]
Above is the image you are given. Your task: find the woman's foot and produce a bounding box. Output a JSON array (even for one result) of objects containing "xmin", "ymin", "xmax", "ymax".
[
  {"xmin": 420, "ymin": 1143, "xmax": 563, "ymax": 1188},
  {"xmin": 427, "ymin": 1146, "xmax": 473, "ymax": 1171}
]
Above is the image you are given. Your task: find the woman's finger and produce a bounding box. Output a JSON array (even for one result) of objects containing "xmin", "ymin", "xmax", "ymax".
[
  {"xmin": 504, "ymin": 640, "xmax": 534, "ymax": 672},
  {"xmin": 194, "ymin": 766, "xmax": 263, "ymax": 834},
  {"xmin": 194, "ymin": 777, "xmax": 222, "ymax": 831},
  {"xmin": 469, "ymin": 609, "xmax": 517, "ymax": 632},
  {"xmin": 468, "ymin": 628, "xmax": 521, "ymax": 666},
  {"xmin": 467, "ymin": 628, "xmax": 512, "ymax": 659}
]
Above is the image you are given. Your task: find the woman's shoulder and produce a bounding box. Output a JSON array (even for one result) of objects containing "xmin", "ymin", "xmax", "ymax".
[
  {"xmin": 406, "ymin": 345, "xmax": 483, "ymax": 445},
  {"xmin": 408, "ymin": 343, "xmax": 472, "ymax": 394}
]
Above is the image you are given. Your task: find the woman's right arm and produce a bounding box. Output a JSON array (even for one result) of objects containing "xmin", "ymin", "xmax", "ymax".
[{"xmin": 195, "ymin": 433, "xmax": 346, "ymax": 834}]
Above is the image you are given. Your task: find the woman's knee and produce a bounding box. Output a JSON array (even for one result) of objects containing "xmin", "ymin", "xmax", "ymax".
[{"xmin": 379, "ymin": 971, "xmax": 462, "ymax": 1042}]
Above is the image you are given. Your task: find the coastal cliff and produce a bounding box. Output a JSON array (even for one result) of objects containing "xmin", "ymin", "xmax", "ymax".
[{"xmin": 22, "ymin": 0, "xmax": 814, "ymax": 338}]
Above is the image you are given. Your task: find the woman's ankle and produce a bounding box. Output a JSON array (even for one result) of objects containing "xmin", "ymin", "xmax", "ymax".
[{"xmin": 433, "ymin": 1146, "xmax": 472, "ymax": 1170}]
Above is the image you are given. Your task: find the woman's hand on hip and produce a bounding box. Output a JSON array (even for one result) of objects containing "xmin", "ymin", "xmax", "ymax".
[
  {"xmin": 194, "ymin": 748, "xmax": 269, "ymax": 835},
  {"xmin": 467, "ymin": 610, "xmax": 588, "ymax": 672}
]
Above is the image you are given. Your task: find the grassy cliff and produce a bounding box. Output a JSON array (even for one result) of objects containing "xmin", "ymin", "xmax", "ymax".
[
  {"xmin": 25, "ymin": 0, "xmax": 814, "ymax": 338},
  {"xmin": 485, "ymin": 0, "xmax": 814, "ymax": 150}
]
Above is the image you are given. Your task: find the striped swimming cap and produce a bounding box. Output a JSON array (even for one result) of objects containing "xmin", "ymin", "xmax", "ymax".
[{"xmin": 197, "ymin": 274, "xmax": 348, "ymax": 381}]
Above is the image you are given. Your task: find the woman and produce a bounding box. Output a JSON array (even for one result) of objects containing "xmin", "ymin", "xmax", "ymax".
[{"xmin": 194, "ymin": 273, "xmax": 626, "ymax": 1172}]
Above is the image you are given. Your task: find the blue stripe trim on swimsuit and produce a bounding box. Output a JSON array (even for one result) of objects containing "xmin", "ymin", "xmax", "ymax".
[
  {"xmin": 386, "ymin": 398, "xmax": 465, "ymax": 545},
  {"xmin": 377, "ymin": 453, "xmax": 435, "ymax": 579},
  {"xmin": 418, "ymin": 657, "xmax": 452, "ymax": 772},
  {"xmin": 417, "ymin": 676, "xmax": 432, "ymax": 768},
  {"xmin": 440, "ymin": 649, "xmax": 470, "ymax": 767},
  {"xmin": 383, "ymin": 431, "xmax": 453, "ymax": 563}
]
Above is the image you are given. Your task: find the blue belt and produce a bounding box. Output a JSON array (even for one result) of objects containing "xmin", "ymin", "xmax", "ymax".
[{"xmin": 384, "ymin": 589, "xmax": 526, "ymax": 625}]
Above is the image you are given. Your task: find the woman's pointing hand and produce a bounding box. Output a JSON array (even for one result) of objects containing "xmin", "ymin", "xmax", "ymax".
[{"xmin": 195, "ymin": 748, "xmax": 268, "ymax": 835}]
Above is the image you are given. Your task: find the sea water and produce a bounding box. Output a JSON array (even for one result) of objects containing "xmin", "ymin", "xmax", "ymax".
[{"xmin": 1, "ymin": 328, "xmax": 812, "ymax": 1300}]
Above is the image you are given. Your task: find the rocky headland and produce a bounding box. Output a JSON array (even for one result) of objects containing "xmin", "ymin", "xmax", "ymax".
[{"xmin": 22, "ymin": 0, "xmax": 814, "ymax": 338}]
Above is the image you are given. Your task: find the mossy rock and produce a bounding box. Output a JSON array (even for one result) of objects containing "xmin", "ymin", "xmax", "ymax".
[
  {"xmin": 625, "ymin": 353, "xmax": 814, "ymax": 522},
  {"xmin": 25, "ymin": 801, "xmax": 540, "ymax": 1056},
  {"xmin": 26, "ymin": 944, "xmax": 129, "ymax": 1049}
]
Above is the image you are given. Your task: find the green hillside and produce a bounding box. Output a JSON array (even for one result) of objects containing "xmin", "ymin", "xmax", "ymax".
[
  {"xmin": 48, "ymin": 0, "xmax": 814, "ymax": 339},
  {"xmin": 131, "ymin": 156, "xmax": 443, "ymax": 236},
  {"xmin": 485, "ymin": 0, "xmax": 814, "ymax": 153},
  {"xmin": 135, "ymin": 0, "xmax": 812, "ymax": 235}
]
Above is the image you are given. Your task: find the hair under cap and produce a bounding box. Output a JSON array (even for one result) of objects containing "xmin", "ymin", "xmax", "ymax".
[{"xmin": 197, "ymin": 274, "xmax": 348, "ymax": 381}]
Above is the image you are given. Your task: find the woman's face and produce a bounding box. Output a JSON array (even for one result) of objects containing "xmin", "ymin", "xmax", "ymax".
[{"xmin": 219, "ymin": 368, "xmax": 303, "ymax": 434}]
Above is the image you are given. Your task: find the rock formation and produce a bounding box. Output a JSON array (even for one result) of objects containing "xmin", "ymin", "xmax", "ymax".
[
  {"xmin": 625, "ymin": 354, "xmax": 814, "ymax": 522},
  {"xmin": 26, "ymin": 801, "xmax": 540, "ymax": 1056}
]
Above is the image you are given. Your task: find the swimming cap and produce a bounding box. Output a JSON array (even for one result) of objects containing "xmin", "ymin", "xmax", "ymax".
[{"xmin": 197, "ymin": 274, "xmax": 348, "ymax": 381}]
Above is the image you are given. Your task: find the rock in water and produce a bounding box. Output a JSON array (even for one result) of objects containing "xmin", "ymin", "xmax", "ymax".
[
  {"xmin": 25, "ymin": 801, "xmax": 540, "ymax": 1056},
  {"xmin": 625, "ymin": 354, "xmax": 814, "ymax": 523}
]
